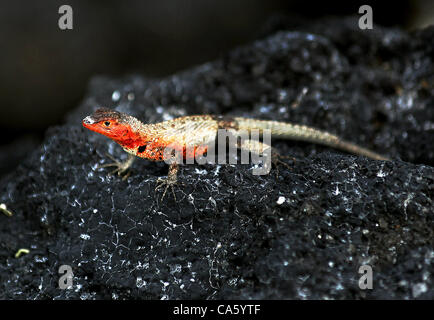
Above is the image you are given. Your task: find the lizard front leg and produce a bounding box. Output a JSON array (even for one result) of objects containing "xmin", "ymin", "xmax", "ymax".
[
  {"xmin": 155, "ymin": 161, "xmax": 179, "ymax": 201},
  {"xmin": 98, "ymin": 153, "xmax": 135, "ymax": 180}
]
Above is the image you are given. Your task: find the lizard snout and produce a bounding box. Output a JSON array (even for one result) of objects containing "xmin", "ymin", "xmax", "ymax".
[{"xmin": 83, "ymin": 116, "xmax": 96, "ymax": 125}]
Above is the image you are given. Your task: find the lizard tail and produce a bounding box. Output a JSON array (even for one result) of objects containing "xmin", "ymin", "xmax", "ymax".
[{"xmin": 234, "ymin": 118, "xmax": 390, "ymax": 161}]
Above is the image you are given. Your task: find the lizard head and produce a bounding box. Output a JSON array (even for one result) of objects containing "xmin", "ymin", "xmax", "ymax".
[{"xmin": 82, "ymin": 108, "xmax": 134, "ymax": 142}]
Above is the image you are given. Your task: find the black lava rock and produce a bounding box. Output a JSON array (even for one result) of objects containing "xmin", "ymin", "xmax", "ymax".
[{"xmin": 0, "ymin": 17, "xmax": 433, "ymax": 299}]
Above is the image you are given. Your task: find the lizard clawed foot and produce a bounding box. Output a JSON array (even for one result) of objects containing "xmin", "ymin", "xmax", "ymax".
[
  {"xmin": 155, "ymin": 162, "xmax": 181, "ymax": 201},
  {"xmin": 155, "ymin": 176, "xmax": 179, "ymax": 201},
  {"xmin": 98, "ymin": 153, "xmax": 135, "ymax": 181}
]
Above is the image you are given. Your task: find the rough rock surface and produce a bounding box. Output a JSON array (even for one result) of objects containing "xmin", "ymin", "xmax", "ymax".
[{"xmin": 0, "ymin": 17, "xmax": 433, "ymax": 299}]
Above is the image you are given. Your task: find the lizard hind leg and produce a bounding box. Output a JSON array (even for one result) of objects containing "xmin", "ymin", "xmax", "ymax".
[
  {"xmin": 155, "ymin": 162, "xmax": 179, "ymax": 201},
  {"xmin": 98, "ymin": 153, "xmax": 135, "ymax": 181},
  {"xmin": 270, "ymin": 149, "xmax": 296, "ymax": 176}
]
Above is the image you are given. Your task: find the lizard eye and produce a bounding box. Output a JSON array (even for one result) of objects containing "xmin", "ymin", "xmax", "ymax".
[{"xmin": 104, "ymin": 121, "xmax": 111, "ymax": 127}]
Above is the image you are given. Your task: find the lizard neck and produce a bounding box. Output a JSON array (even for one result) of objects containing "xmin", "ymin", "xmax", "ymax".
[
  {"xmin": 113, "ymin": 115, "xmax": 154, "ymax": 152},
  {"xmin": 115, "ymin": 117, "xmax": 174, "ymax": 162},
  {"xmin": 113, "ymin": 114, "xmax": 185, "ymax": 161}
]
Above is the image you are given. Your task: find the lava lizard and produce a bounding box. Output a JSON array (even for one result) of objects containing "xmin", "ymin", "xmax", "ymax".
[{"xmin": 83, "ymin": 108, "xmax": 389, "ymax": 199}]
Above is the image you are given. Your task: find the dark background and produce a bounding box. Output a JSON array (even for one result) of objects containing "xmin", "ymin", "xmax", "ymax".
[{"xmin": 0, "ymin": 0, "xmax": 432, "ymax": 176}]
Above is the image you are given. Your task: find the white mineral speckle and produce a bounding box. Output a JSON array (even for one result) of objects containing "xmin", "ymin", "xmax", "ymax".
[
  {"xmin": 412, "ymin": 283, "xmax": 427, "ymax": 298},
  {"xmin": 377, "ymin": 169, "xmax": 387, "ymax": 178},
  {"xmin": 136, "ymin": 276, "xmax": 146, "ymax": 288},
  {"xmin": 276, "ymin": 196, "xmax": 286, "ymax": 205},
  {"xmin": 80, "ymin": 234, "xmax": 90, "ymax": 240}
]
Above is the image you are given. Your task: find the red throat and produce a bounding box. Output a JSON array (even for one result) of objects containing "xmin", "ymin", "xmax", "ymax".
[{"xmin": 115, "ymin": 129, "xmax": 147, "ymax": 150}]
